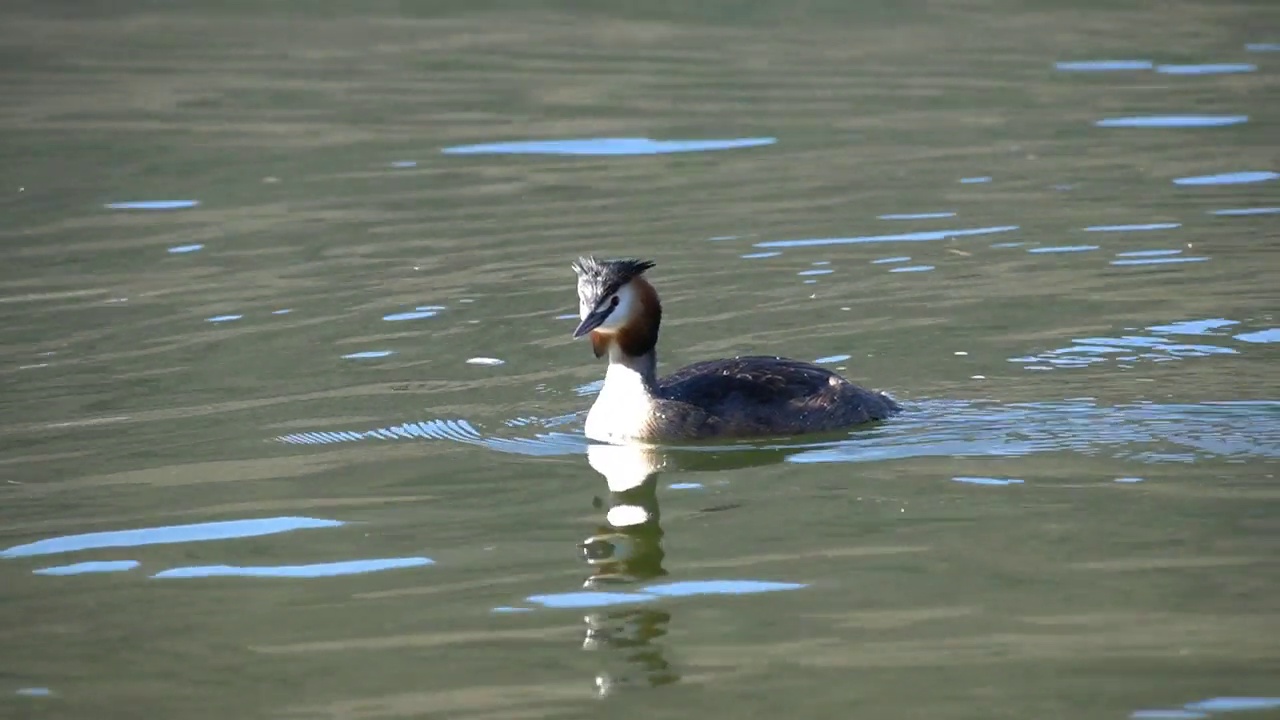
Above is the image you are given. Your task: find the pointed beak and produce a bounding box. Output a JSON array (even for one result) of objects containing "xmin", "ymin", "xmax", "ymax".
[{"xmin": 572, "ymin": 307, "xmax": 611, "ymax": 338}]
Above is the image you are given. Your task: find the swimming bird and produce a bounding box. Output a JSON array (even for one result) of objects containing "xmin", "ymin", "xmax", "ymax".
[{"xmin": 570, "ymin": 256, "xmax": 900, "ymax": 443}]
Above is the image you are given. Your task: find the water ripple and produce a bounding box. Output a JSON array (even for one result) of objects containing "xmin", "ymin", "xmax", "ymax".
[
  {"xmin": 2, "ymin": 517, "xmax": 344, "ymax": 558},
  {"xmin": 441, "ymin": 137, "xmax": 776, "ymax": 156},
  {"xmin": 1055, "ymin": 60, "xmax": 1153, "ymax": 71},
  {"xmin": 756, "ymin": 225, "xmax": 1018, "ymax": 249},
  {"xmin": 1156, "ymin": 63, "xmax": 1256, "ymax": 75},
  {"xmin": 1096, "ymin": 116, "xmax": 1248, "ymax": 128},
  {"xmin": 153, "ymin": 557, "xmax": 433, "ymax": 579},
  {"xmin": 105, "ymin": 200, "xmax": 200, "ymax": 210},
  {"xmin": 1084, "ymin": 223, "xmax": 1180, "ymax": 232},
  {"xmin": 1174, "ymin": 171, "xmax": 1278, "ymax": 186}
]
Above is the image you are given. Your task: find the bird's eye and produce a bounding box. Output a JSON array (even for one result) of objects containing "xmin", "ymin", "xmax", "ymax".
[{"xmin": 609, "ymin": 296, "xmax": 620, "ymax": 308}]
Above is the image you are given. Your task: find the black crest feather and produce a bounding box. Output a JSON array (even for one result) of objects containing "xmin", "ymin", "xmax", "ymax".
[{"xmin": 571, "ymin": 256, "xmax": 656, "ymax": 299}]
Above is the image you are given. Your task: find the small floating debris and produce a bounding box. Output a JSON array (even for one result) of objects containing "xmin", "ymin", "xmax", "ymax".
[
  {"xmin": 889, "ymin": 265, "xmax": 935, "ymax": 272},
  {"xmin": 15, "ymin": 688, "xmax": 52, "ymax": 698},
  {"xmin": 271, "ymin": 308, "xmax": 293, "ymax": 315},
  {"xmin": 1084, "ymin": 223, "xmax": 1180, "ymax": 232},
  {"xmin": 342, "ymin": 350, "xmax": 395, "ymax": 359},
  {"xmin": 1096, "ymin": 115, "xmax": 1247, "ymax": 128},
  {"xmin": 959, "ymin": 176, "xmax": 992, "ymax": 184},
  {"xmin": 167, "ymin": 244, "xmax": 204, "ymax": 254},
  {"xmin": 1156, "ymin": 63, "xmax": 1256, "ymax": 75},
  {"xmin": 877, "ymin": 212, "xmax": 956, "ymax": 220},
  {"xmin": 1114, "ymin": 477, "xmax": 1145, "ymax": 484},
  {"xmin": 952, "ymin": 476, "xmax": 1025, "ymax": 486},
  {"xmin": 1054, "ymin": 60, "xmax": 1153, "ymax": 71},
  {"xmin": 1173, "ymin": 171, "xmax": 1279, "ymax": 186},
  {"xmin": 669, "ymin": 483, "xmax": 704, "ymax": 490},
  {"xmin": 105, "ymin": 200, "xmax": 200, "ymax": 210},
  {"xmin": 797, "ymin": 268, "xmax": 833, "ymax": 276},
  {"xmin": 466, "ymin": 357, "xmax": 505, "ymax": 366},
  {"xmin": 872, "ymin": 256, "xmax": 912, "ymax": 264},
  {"xmin": 815, "ymin": 354, "xmax": 851, "ymax": 364},
  {"xmin": 206, "ymin": 314, "xmax": 242, "ymax": 323},
  {"xmin": 741, "ymin": 251, "xmax": 780, "ymax": 259},
  {"xmin": 441, "ymin": 137, "xmax": 777, "ymax": 156}
]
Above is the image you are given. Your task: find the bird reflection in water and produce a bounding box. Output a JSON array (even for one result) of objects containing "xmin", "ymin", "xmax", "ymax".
[{"xmin": 576, "ymin": 442, "xmax": 805, "ymax": 696}]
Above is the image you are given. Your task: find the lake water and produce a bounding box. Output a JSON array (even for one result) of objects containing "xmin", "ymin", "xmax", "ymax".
[{"xmin": 2, "ymin": 1, "xmax": 1279, "ymax": 718}]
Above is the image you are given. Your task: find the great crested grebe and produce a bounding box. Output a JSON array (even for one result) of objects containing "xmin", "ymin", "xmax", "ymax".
[{"xmin": 570, "ymin": 256, "xmax": 900, "ymax": 443}]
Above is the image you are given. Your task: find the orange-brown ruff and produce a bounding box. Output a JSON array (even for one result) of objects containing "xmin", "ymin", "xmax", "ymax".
[{"xmin": 570, "ymin": 256, "xmax": 900, "ymax": 443}]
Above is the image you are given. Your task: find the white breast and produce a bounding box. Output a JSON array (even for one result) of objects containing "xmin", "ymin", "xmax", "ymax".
[{"xmin": 584, "ymin": 362, "xmax": 655, "ymax": 443}]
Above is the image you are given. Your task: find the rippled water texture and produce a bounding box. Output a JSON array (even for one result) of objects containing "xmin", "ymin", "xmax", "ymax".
[{"xmin": 2, "ymin": 1, "xmax": 1278, "ymax": 718}]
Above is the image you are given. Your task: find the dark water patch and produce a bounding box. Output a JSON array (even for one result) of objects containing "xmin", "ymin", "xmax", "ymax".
[
  {"xmin": 105, "ymin": 200, "xmax": 199, "ymax": 210},
  {"xmin": 878, "ymin": 212, "xmax": 956, "ymax": 220},
  {"xmin": 1096, "ymin": 116, "xmax": 1248, "ymax": 128},
  {"xmin": 153, "ymin": 557, "xmax": 433, "ymax": 579},
  {"xmin": 33, "ymin": 560, "xmax": 140, "ymax": 576},
  {"xmin": 1084, "ymin": 223, "xmax": 1180, "ymax": 232},
  {"xmin": 1156, "ymin": 63, "xmax": 1257, "ymax": 75},
  {"xmin": 1055, "ymin": 60, "xmax": 1153, "ymax": 71},
  {"xmin": 1110, "ymin": 257, "xmax": 1208, "ymax": 266},
  {"xmin": 2, "ymin": 517, "xmax": 344, "ymax": 558},
  {"xmin": 167, "ymin": 244, "xmax": 204, "ymax": 254},
  {"xmin": 756, "ymin": 225, "xmax": 1018, "ymax": 249},
  {"xmin": 1028, "ymin": 245, "xmax": 1099, "ymax": 254},
  {"xmin": 1209, "ymin": 207, "xmax": 1280, "ymax": 216},
  {"xmin": 441, "ymin": 137, "xmax": 776, "ymax": 156},
  {"xmin": 1174, "ymin": 171, "xmax": 1278, "ymax": 186}
]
